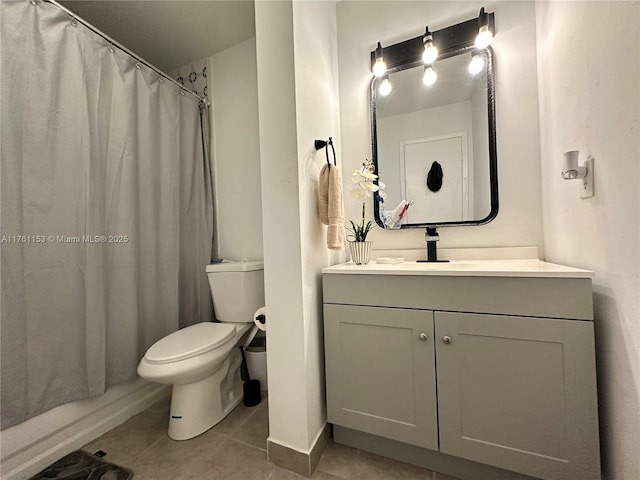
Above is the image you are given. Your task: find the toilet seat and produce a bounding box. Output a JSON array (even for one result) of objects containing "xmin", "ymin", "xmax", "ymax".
[{"xmin": 145, "ymin": 322, "xmax": 235, "ymax": 365}]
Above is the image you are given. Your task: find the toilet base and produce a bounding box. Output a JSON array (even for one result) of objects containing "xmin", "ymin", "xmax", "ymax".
[{"xmin": 167, "ymin": 349, "xmax": 244, "ymax": 440}]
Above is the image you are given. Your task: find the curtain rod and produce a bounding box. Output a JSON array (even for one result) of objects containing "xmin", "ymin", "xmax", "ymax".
[{"xmin": 42, "ymin": 0, "xmax": 211, "ymax": 106}]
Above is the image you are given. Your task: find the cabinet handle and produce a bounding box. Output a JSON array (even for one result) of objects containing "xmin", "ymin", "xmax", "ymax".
[
  {"xmin": 419, "ymin": 333, "xmax": 428, "ymax": 342},
  {"xmin": 442, "ymin": 335, "xmax": 452, "ymax": 344}
]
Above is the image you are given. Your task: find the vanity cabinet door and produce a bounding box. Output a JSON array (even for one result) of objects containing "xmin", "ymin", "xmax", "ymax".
[
  {"xmin": 324, "ymin": 304, "xmax": 438, "ymax": 450},
  {"xmin": 435, "ymin": 312, "xmax": 600, "ymax": 480}
]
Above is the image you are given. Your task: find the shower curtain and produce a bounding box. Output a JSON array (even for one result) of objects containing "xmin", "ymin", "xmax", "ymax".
[{"xmin": 0, "ymin": 0, "xmax": 214, "ymax": 429}]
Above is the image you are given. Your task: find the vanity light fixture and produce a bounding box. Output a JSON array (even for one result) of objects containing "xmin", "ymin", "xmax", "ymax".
[
  {"xmin": 378, "ymin": 75, "xmax": 392, "ymax": 96},
  {"xmin": 422, "ymin": 27, "xmax": 438, "ymax": 65},
  {"xmin": 370, "ymin": 9, "xmax": 494, "ymax": 101},
  {"xmin": 372, "ymin": 42, "xmax": 387, "ymax": 77},
  {"xmin": 475, "ymin": 7, "xmax": 494, "ymax": 49},
  {"xmin": 423, "ymin": 66, "xmax": 437, "ymax": 86},
  {"xmin": 561, "ymin": 150, "xmax": 595, "ymax": 199},
  {"xmin": 468, "ymin": 52, "xmax": 485, "ymax": 75},
  {"xmin": 369, "ymin": 9, "xmax": 494, "ymax": 76}
]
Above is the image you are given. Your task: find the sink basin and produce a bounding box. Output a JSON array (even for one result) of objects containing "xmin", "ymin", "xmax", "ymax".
[{"xmin": 322, "ymin": 259, "xmax": 594, "ymax": 279}]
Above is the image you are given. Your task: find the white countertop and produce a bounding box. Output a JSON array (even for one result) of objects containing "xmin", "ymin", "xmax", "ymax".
[{"xmin": 322, "ymin": 259, "xmax": 594, "ymax": 279}]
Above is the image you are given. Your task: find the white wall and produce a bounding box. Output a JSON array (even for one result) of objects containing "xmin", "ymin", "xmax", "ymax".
[
  {"xmin": 255, "ymin": 0, "xmax": 342, "ymax": 453},
  {"xmin": 292, "ymin": 0, "xmax": 345, "ymax": 447},
  {"xmin": 170, "ymin": 41, "xmax": 262, "ymax": 262},
  {"xmin": 535, "ymin": 2, "xmax": 640, "ymax": 479},
  {"xmin": 336, "ymin": 1, "xmax": 543, "ymax": 252},
  {"xmin": 210, "ymin": 38, "xmax": 263, "ymax": 261}
]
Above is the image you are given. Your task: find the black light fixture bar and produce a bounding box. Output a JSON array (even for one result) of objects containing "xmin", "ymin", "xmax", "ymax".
[{"xmin": 370, "ymin": 12, "xmax": 495, "ymax": 72}]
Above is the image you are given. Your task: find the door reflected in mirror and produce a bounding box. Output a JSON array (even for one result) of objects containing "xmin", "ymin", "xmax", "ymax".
[{"xmin": 372, "ymin": 48, "xmax": 497, "ymax": 228}]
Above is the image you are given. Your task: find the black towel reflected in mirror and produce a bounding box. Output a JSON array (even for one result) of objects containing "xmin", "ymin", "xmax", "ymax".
[{"xmin": 427, "ymin": 161, "xmax": 443, "ymax": 192}]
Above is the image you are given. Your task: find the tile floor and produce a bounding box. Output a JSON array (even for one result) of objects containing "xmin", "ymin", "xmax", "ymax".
[{"xmin": 82, "ymin": 395, "xmax": 459, "ymax": 480}]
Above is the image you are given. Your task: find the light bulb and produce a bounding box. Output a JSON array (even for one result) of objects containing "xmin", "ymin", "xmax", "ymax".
[
  {"xmin": 372, "ymin": 42, "xmax": 386, "ymax": 77},
  {"xmin": 378, "ymin": 77, "xmax": 392, "ymax": 96},
  {"xmin": 422, "ymin": 33, "xmax": 438, "ymax": 64},
  {"xmin": 423, "ymin": 66, "xmax": 437, "ymax": 86},
  {"xmin": 468, "ymin": 54, "xmax": 485, "ymax": 75},
  {"xmin": 373, "ymin": 57, "xmax": 387, "ymax": 77},
  {"xmin": 423, "ymin": 43, "xmax": 438, "ymax": 65},
  {"xmin": 475, "ymin": 25, "xmax": 493, "ymax": 49}
]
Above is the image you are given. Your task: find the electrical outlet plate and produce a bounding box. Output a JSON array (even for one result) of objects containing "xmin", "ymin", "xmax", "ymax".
[{"xmin": 580, "ymin": 157, "xmax": 594, "ymax": 199}]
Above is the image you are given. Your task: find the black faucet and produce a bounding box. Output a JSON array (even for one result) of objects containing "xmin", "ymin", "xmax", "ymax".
[{"xmin": 417, "ymin": 227, "xmax": 450, "ymax": 263}]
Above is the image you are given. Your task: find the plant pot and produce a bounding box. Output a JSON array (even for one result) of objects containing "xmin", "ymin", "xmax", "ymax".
[{"xmin": 349, "ymin": 241, "xmax": 372, "ymax": 265}]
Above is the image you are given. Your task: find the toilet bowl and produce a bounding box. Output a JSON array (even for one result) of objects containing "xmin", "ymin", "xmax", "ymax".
[{"xmin": 137, "ymin": 260, "xmax": 264, "ymax": 440}]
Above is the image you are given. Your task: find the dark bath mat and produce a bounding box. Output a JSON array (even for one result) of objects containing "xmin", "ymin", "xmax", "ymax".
[{"xmin": 29, "ymin": 450, "xmax": 133, "ymax": 480}]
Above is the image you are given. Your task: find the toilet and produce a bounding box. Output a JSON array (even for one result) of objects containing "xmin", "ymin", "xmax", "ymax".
[{"xmin": 137, "ymin": 260, "xmax": 264, "ymax": 440}]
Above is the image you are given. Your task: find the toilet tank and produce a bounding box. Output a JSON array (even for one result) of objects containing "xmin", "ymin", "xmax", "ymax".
[{"xmin": 206, "ymin": 261, "xmax": 264, "ymax": 323}]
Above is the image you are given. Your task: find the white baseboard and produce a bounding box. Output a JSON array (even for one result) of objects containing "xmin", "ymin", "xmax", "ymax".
[{"xmin": 1, "ymin": 378, "xmax": 170, "ymax": 480}]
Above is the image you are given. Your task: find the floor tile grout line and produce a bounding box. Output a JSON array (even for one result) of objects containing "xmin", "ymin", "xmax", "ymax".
[
  {"xmin": 128, "ymin": 435, "xmax": 168, "ymax": 465},
  {"xmin": 219, "ymin": 433, "xmax": 268, "ymax": 453},
  {"xmin": 314, "ymin": 465, "xmax": 352, "ymax": 480},
  {"xmin": 232, "ymin": 404, "xmax": 262, "ymax": 431}
]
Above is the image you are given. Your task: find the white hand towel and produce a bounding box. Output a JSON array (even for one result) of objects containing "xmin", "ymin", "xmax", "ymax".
[
  {"xmin": 317, "ymin": 164, "xmax": 329, "ymax": 225},
  {"xmin": 327, "ymin": 165, "xmax": 345, "ymax": 250}
]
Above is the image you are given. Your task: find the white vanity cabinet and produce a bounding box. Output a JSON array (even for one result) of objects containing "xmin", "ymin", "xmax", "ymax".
[{"xmin": 322, "ymin": 261, "xmax": 601, "ymax": 480}]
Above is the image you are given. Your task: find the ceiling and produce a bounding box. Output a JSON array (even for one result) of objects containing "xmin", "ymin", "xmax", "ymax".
[{"xmin": 59, "ymin": 1, "xmax": 256, "ymax": 72}]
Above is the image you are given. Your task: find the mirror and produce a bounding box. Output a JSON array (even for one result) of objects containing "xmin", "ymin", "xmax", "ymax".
[{"xmin": 371, "ymin": 45, "xmax": 498, "ymax": 229}]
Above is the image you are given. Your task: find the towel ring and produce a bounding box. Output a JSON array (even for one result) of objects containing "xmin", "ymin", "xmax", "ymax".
[{"xmin": 314, "ymin": 137, "xmax": 337, "ymax": 168}]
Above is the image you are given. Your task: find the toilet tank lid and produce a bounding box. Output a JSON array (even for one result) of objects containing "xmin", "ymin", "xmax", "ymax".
[
  {"xmin": 145, "ymin": 322, "xmax": 235, "ymax": 365},
  {"xmin": 206, "ymin": 260, "xmax": 264, "ymax": 273}
]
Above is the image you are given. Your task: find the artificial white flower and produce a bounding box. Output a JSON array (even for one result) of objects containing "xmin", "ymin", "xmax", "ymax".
[
  {"xmin": 360, "ymin": 169, "xmax": 378, "ymax": 180},
  {"xmin": 347, "ymin": 158, "xmax": 386, "ymax": 243},
  {"xmin": 363, "ymin": 182, "xmax": 379, "ymax": 192},
  {"xmin": 351, "ymin": 188, "xmax": 367, "ymax": 200}
]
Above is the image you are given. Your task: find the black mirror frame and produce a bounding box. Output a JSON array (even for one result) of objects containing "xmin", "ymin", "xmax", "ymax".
[{"xmin": 370, "ymin": 18, "xmax": 499, "ymax": 229}]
